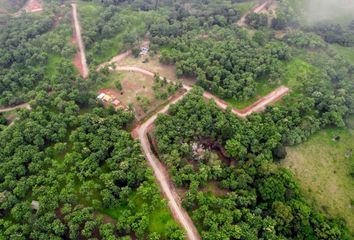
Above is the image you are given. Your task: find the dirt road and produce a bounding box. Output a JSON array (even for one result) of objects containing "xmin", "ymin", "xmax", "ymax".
[
  {"xmin": 137, "ymin": 90, "xmax": 201, "ymax": 240},
  {"xmin": 114, "ymin": 66, "xmax": 288, "ymax": 117},
  {"xmin": 71, "ymin": 3, "xmax": 88, "ymax": 78},
  {"xmin": 128, "ymin": 64, "xmax": 288, "ymax": 239},
  {"xmin": 236, "ymin": 0, "xmax": 273, "ymax": 26},
  {"xmin": 97, "ymin": 51, "xmax": 131, "ymax": 71},
  {"xmin": 0, "ymin": 103, "xmax": 31, "ymax": 113},
  {"xmin": 101, "ymin": 55, "xmax": 289, "ymax": 240}
]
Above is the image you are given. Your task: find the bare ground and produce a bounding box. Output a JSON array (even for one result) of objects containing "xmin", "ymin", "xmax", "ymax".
[{"xmin": 71, "ymin": 3, "xmax": 88, "ymax": 78}]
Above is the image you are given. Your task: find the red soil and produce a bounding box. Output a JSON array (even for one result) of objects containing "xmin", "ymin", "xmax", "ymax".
[
  {"xmin": 24, "ymin": 0, "xmax": 43, "ymax": 13},
  {"xmin": 71, "ymin": 20, "xmax": 85, "ymax": 77}
]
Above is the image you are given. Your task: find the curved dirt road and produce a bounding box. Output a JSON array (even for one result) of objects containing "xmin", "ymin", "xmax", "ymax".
[
  {"xmin": 71, "ymin": 3, "xmax": 88, "ymax": 78},
  {"xmin": 138, "ymin": 91, "xmax": 201, "ymax": 240},
  {"xmin": 0, "ymin": 103, "xmax": 31, "ymax": 113}
]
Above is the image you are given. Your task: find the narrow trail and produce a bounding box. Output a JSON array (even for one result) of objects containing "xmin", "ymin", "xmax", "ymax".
[
  {"xmin": 71, "ymin": 3, "xmax": 88, "ymax": 78},
  {"xmin": 137, "ymin": 90, "xmax": 201, "ymax": 240},
  {"xmin": 0, "ymin": 103, "xmax": 31, "ymax": 113}
]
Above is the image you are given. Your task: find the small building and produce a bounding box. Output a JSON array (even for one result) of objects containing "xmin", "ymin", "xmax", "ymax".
[
  {"xmin": 112, "ymin": 99, "xmax": 121, "ymax": 107},
  {"xmin": 102, "ymin": 94, "xmax": 113, "ymax": 102},
  {"xmin": 140, "ymin": 47, "xmax": 149, "ymax": 55},
  {"xmin": 31, "ymin": 200, "xmax": 39, "ymax": 210},
  {"xmin": 97, "ymin": 93, "xmax": 105, "ymax": 100}
]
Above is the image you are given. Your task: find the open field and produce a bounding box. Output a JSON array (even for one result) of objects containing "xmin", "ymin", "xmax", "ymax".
[
  {"xmin": 282, "ymin": 57, "xmax": 315, "ymax": 89},
  {"xmin": 103, "ymin": 71, "xmax": 180, "ymax": 120},
  {"xmin": 23, "ymin": 0, "xmax": 42, "ymax": 13},
  {"xmin": 282, "ymin": 117, "xmax": 354, "ymax": 232},
  {"xmin": 119, "ymin": 54, "xmax": 196, "ymax": 86}
]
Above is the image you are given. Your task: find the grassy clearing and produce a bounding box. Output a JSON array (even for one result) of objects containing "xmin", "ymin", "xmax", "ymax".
[
  {"xmin": 45, "ymin": 54, "xmax": 64, "ymax": 78},
  {"xmin": 101, "ymin": 185, "xmax": 178, "ymax": 237},
  {"xmin": 235, "ymin": 0, "xmax": 257, "ymax": 14},
  {"xmin": 331, "ymin": 44, "xmax": 354, "ymax": 64},
  {"xmin": 282, "ymin": 117, "xmax": 354, "ymax": 232},
  {"xmin": 225, "ymin": 78, "xmax": 278, "ymax": 109},
  {"xmin": 282, "ymin": 57, "xmax": 315, "ymax": 89},
  {"xmin": 120, "ymin": 55, "xmax": 180, "ymax": 81}
]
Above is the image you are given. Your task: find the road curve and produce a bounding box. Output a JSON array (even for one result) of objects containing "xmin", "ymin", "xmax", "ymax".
[
  {"xmin": 105, "ymin": 59, "xmax": 289, "ymax": 240},
  {"xmin": 0, "ymin": 103, "xmax": 31, "ymax": 113},
  {"xmin": 71, "ymin": 3, "xmax": 89, "ymax": 78},
  {"xmin": 137, "ymin": 90, "xmax": 201, "ymax": 240},
  {"xmin": 114, "ymin": 66, "xmax": 288, "ymax": 117}
]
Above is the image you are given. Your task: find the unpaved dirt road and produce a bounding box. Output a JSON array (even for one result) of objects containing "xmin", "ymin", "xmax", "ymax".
[
  {"xmin": 0, "ymin": 103, "xmax": 31, "ymax": 113},
  {"xmin": 137, "ymin": 90, "xmax": 201, "ymax": 240},
  {"xmin": 100, "ymin": 53, "xmax": 289, "ymax": 240},
  {"xmin": 237, "ymin": 0, "xmax": 273, "ymax": 26},
  {"xmin": 114, "ymin": 66, "xmax": 288, "ymax": 117},
  {"xmin": 71, "ymin": 3, "xmax": 88, "ymax": 78}
]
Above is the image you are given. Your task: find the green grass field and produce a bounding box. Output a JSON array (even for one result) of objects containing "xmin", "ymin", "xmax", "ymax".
[
  {"xmin": 332, "ymin": 44, "xmax": 354, "ymax": 64},
  {"xmin": 282, "ymin": 57, "xmax": 315, "ymax": 89},
  {"xmin": 101, "ymin": 183, "xmax": 179, "ymax": 237},
  {"xmin": 283, "ymin": 117, "xmax": 354, "ymax": 233}
]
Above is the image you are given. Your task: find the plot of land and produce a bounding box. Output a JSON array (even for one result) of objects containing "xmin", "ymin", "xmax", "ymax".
[
  {"xmin": 23, "ymin": 0, "xmax": 42, "ymax": 13},
  {"xmin": 282, "ymin": 117, "xmax": 354, "ymax": 232},
  {"xmin": 118, "ymin": 54, "xmax": 196, "ymax": 86},
  {"xmin": 104, "ymin": 71, "xmax": 182, "ymax": 121}
]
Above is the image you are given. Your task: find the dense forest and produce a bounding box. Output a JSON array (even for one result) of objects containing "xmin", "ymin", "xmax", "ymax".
[
  {"xmin": 154, "ymin": 88, "xmax": 351, "ymax": 239},
  {"xmin": 157, "ymin": 27, "xmax": 290, "ymax": 100},
  {"xmin": 0, "ymin": 51, "xmax": 183, "ymax": 239},
  {"xmin": 1, "ymin": 0, "xmax": 354, "ymax": 239},
  {"xmin": 0, "ymin": 4, "xmax": 75, "ymax": 106}
]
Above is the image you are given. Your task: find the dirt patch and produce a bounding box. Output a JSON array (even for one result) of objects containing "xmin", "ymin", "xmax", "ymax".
[
  {"xmin": 24, "ymin": 0, "xmax": 42, "ymax": 13},
  {"xmin": 71, "ymin": 16, "xmax": 85, "ymax": 77},
  {"xmin": 71, "ymin": 3, "xmax": 88, "ymax": 78},
  {"xmin": 237, "ymin": 0, "xmax": 278, "ymax": 27},
  {"xmin": 108, "ymin": 71, "xmax": 182, "ymax": 121},
  {"xmin": 118, "ymin": 54, "xmax": 196, "ymax": 86},
  {"xmin": 73, "ymin": 51, "xmax": 85, "ymax": 76}
]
